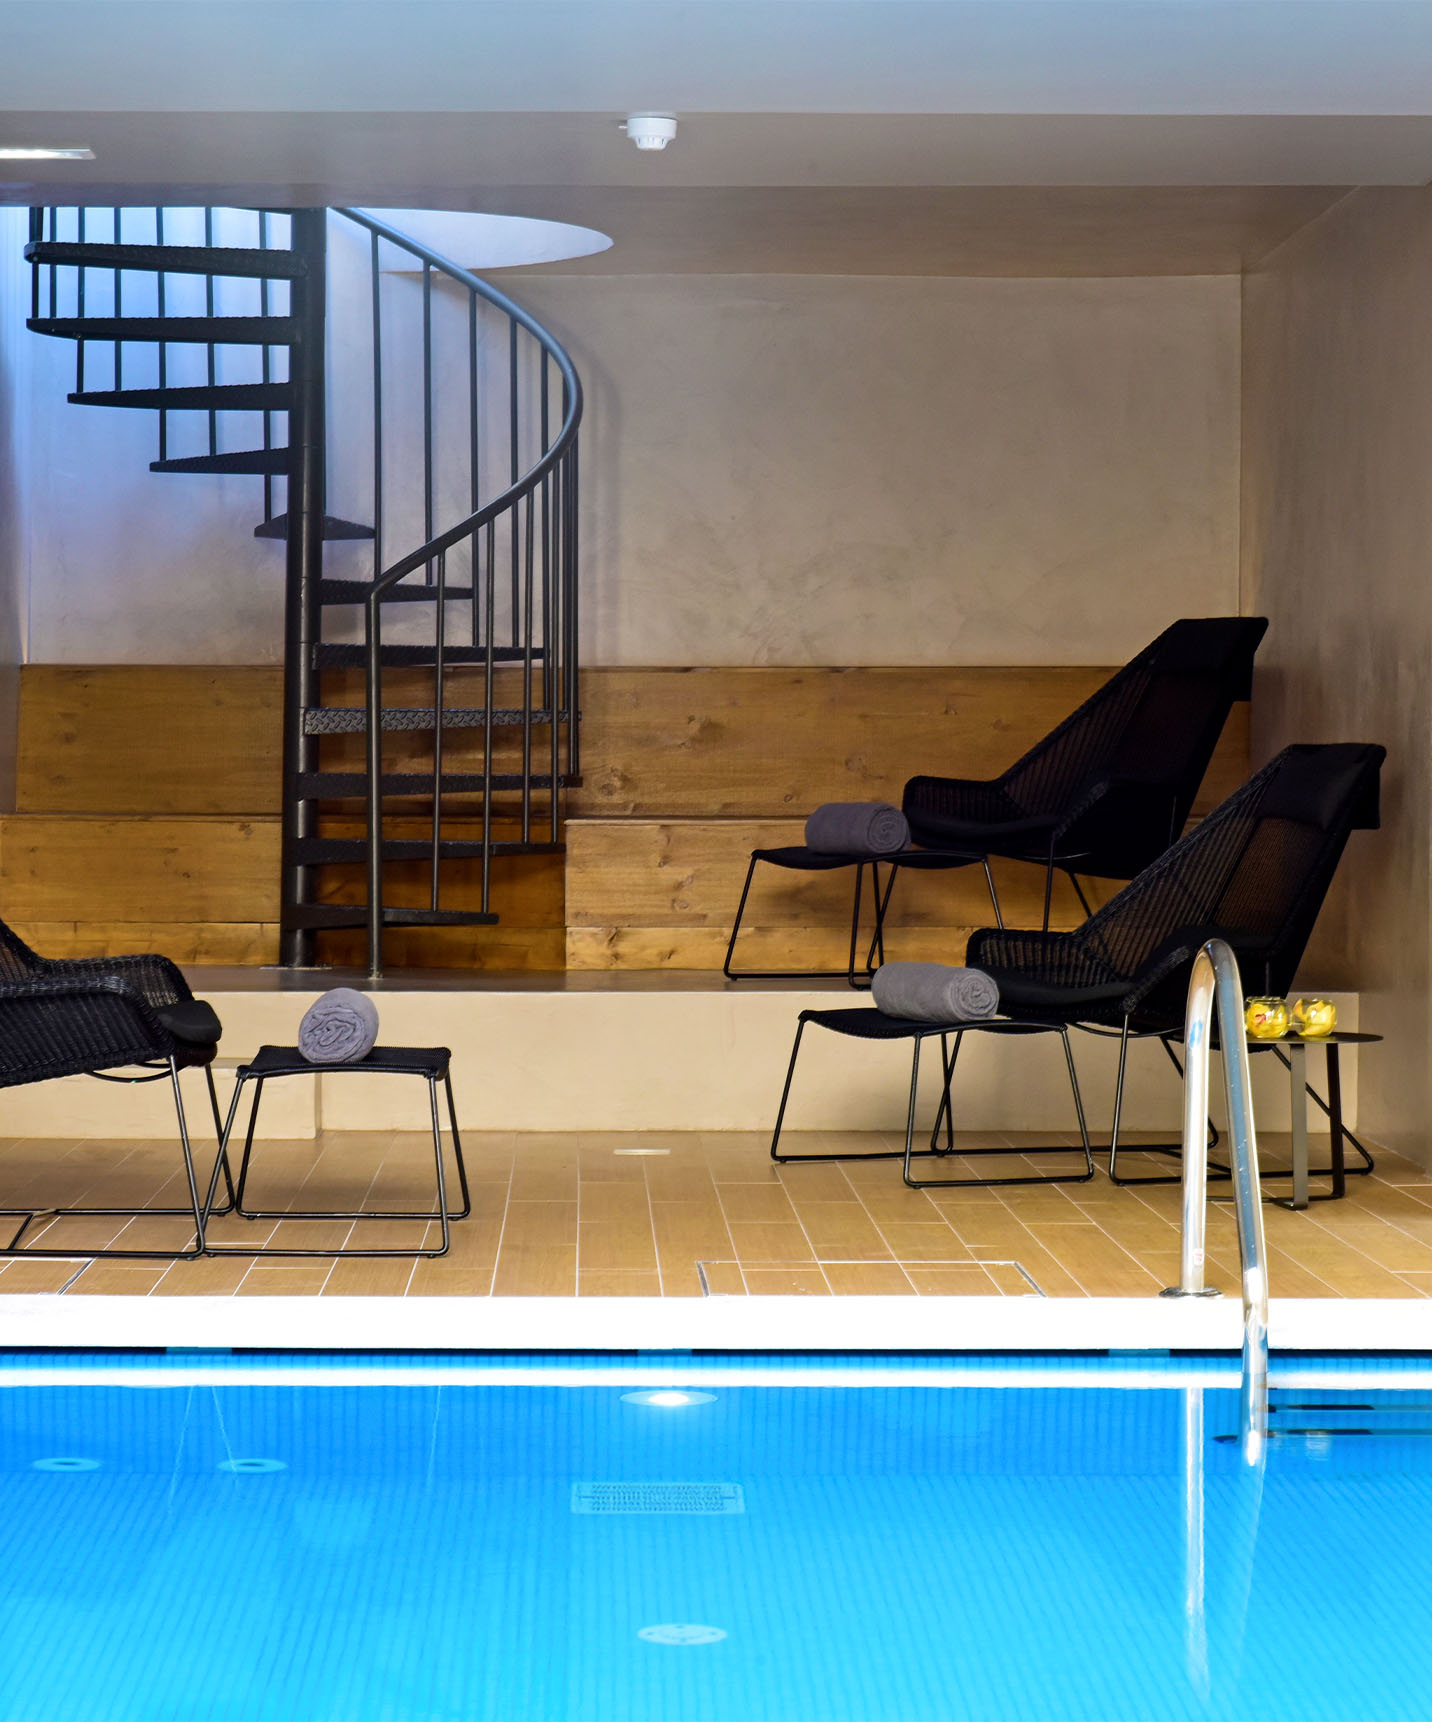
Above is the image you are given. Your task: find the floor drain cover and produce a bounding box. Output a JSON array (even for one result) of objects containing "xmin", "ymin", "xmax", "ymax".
[
  {"xmin": 32, "ymin": 1456, "xmax": 100, "ymax": 1472},
  {"xmin": 638, "ymin": 1625, "xmax": 728, "ymax": 1646},
  {"xmin": 572, "ymin": 1482, "xmax": 744, "ymax": 1515}
]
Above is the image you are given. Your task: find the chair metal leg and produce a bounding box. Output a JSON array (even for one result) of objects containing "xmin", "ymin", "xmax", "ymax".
[
  {"xmin": 443, "ymin": 1071, "xmax": 473, "ymax": 1218},
  {"xmin": 1107, "ymin": 1027, "xmax": 1228, "ymax": 1186},
  {"xmin": 904, "ymin": 1027, "xmax": 1096, "ymax": 1190},
  {"xmin": 771, "ymin": 1017, "xmax": 910, "ymax": 1164},
  {"xmin": 205, "ymin": 1063, "xmax": 237, "ymax": 1214},
  {"xmin": 1065, "ymin": 871, "xmax": 1095, "ymax": 921},
  {"xmin": 726, "ymin": 853, "xmax": 882, "ymax": 984},
  {"xmin": 0, "ymin": 1057, "xmax": 212, "ymax": 1260},
  {"xmin": 427, "ymin": 1074, "xmax": 452, "ymax": 1257},
  {"xmin": 982, "ymin": 859, "xmax": 1005, "ymax": 929},
  {"xmin": 928, "ymin": 1031, "xmax": 962, "ymax": 1151},
  {"xmin": 723, "ymin": 853, "xmax": 761, "ymax": 979}
]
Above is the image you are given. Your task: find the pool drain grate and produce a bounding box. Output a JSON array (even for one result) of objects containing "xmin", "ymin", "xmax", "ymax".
[{"xmin": 572, "ymin": 1482, "xmax": 744, "ymax": 1515}]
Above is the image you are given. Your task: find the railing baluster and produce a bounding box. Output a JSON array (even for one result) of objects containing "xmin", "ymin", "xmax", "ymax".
[
  {"xmin": 112, "ymin": 208, "xmax": 122, "ymax": 390},
  {"xmin": 423, "ymin": 261, "xmax": 434, "ymax": 582},
  {"xmin": 260, "ymin": 209, "xmax": 272, "ymax": 521},
  {"xmin": 522, "ymin": 488, "xmax": 535, "ymax": 844},
  {"xmin": 432, "ymin": 550, "xmax": 447, "ymax": 910},
  {"xmin": 548, "ymin": 453, "xmax": 562, "ymax": 843},
  {"xmin": 509, "ymin": 319, "xmax": 519, "ymax": 644},
  {"xmin": 155, "ymin": 208, "xmax": 167, "ymax": 463},
  {"xmin": 371, "ymin": 231, "xmax": 384, "ymax": 583},
  {"xmin": 75, "ymin": 208, "xmax": 85, "ymax": 393},
  {"xmin": 469, "ymin": 290, "xmax": 480, "ymax": 649},
  {"xmin": 204, "ymin": 209, "xmax": 216, "ymax": 456},
  {"xmin": 566, "ymin": 441, "xmax": 580, "ymax": 777},
  {"xmin": 482, "ymin": 518, "xmax": 496, "ymax": 916}
]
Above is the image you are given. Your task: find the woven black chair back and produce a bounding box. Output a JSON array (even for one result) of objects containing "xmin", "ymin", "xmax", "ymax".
[
  {"xmin": 905, "ymin": 616, "xmax": 1268, "ymax": 879},
  {"xmin": 968, "ymin": 742, "xmax": 1385, "ymax": 1030}
]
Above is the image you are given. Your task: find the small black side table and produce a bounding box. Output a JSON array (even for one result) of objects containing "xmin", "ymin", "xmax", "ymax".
[
  {"xmin": 1246, "ymin": 1030, "xmax": 1380, "ymax": 1208},
  {"xmin": 201, "ymin": 1045, "xmax": 470, "ymax": 1258}
]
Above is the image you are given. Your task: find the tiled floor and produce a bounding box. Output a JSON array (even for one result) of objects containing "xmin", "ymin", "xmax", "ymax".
[{"xmin": 2, "ymin": 1126, "xmax": 1431, "ymax": 1299}]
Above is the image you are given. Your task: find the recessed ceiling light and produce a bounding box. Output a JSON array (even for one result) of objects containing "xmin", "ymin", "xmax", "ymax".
[{"xmin": 0, "ymin": 146, "xmax": 95, "ymax": 161}]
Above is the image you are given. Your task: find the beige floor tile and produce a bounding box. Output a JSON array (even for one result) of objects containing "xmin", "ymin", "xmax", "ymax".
[
  {"xmin": 727, "ymin": 1221, "xmax": 816, "ymax": 1263},
  {"xmin": 579, "ymin": 1270, "xmax": 662, "ymax": 1296},
  {"xmin": 1024, "ymin": 1222, "xmax": 1164, "ymax": 1296},
  {"xmin": 67, "ymin": 1264, "xmax": 168, "ymax": 1295},
  {"xmin": 697, "ymin": 1261, "xmax": 748, "ymax": 1295},
  {"xmin": 822, "ymin": 1262, "xmax": 915, "ymax": 1295},
  {"xmin": 406, "ymin": 1263, "xmax": 494, "ymax": 1296},
  {"xmin": 0, "ymin": 1259, "xmax": 86, "ymax": 1292},
  {"xmin": 580, "ymin": 1181, "xmax": 653, "ymax": 1225},
  {"xmin": 150, "ymin": 1255, "xmax": 253, "ymax": 1295},
  {"xmin": 490, "ymin": 1244, "xmax": 576, "ymax": 1296},
  {"xmin": 775, "ymin": 1163, "xmax": 858, "ymax": 1201},
  {"xmin": 579, "ymin": 1216, "xmax": 659, "ymax": 1274},
  {"xmin": 875, "ymin": 1220, "xmax": 970, "ymax": 1262},
  {"xmin": 717, "ymin": 1183, "xmax": 799, "ymax": 1225},
  {"xmin": 742, "ymin": 1267, "xmax": 831, "ymax": 1295},
  {"xmin": 236, "ymin": 1266, "xmax": 334, "ymax": 1295},
  {"xmin": 787, "ymin": 1201, "xmax": 891, "ymax": 1261},
  {"xmin": 906, "ymin": 1265, "xmax": 1001, "ymax": 1295}
]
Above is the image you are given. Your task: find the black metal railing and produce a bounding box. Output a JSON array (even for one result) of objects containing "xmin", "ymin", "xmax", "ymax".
[
  {"xmin": 25, "ymin": 204, "xmax": 583, "ymax": 976},
  {"xmin": 330, "ymin": 208, "xmax": 582, "ymax": 973}
]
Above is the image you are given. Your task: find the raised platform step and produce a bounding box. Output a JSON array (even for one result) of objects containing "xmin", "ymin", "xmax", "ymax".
[
  {"xmin": 0, "ymin": 970, "xmax": 1359, "ymax": 1140},
  {"xmin": 255, "ymin": 514, "xmax": 374, "ymax": 542},
  {"xmin": 303, "ymin": 706, "xmax": 560, "ymax": 735},
  {"xmin": 152, "ymin": 448, "xmax": 289, "ymax": 476},
  {"xmin": 319, "ymin": 579, "xmax": 473, "ymax": 604},
  {"xmin": 298, "ymin": 770, "xmax": 574, "ymax": 798},
  {"xmin": 313, "ymin": 644, "xmax": 545, "ymax": 669},
  {"xmin": 294, "ymin": 837, "xmax": 564, "ymax": 865},
  {"xmin": 287, "ymin": 906, "xmax": 500, "ymax": 930},
  {"xmin": 71, "ymin": 382, "xmax": 294, "ymax": 412},
  {"xmin": 27, "ymin": 314, "xmax": 298, "ymax": 344},
  {"xmin": 26, "ymin": 239, "xmax": 306, "ymax": 279}
]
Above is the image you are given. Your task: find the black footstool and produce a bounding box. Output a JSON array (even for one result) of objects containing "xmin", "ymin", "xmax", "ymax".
[{"xmin": 201, "ymin": 1045, "xmax": 470, "ymax": 1258}]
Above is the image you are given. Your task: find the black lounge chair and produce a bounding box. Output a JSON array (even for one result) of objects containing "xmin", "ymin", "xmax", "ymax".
[
  {"xmin": 0, "ymin": 921, "xmax": 232, "ymax": 1258},
  {"xmin": 727, "ymin": 616, "xmax": 1268, "ymax": 984},
  {"xmin": 770, "ymin": 743, "xmax": 1384, "ymax": 1190}
]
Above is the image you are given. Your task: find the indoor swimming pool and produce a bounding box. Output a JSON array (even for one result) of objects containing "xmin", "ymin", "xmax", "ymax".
[{"xmin": 2, "ymin": 1350, "xmax": 1430, "ymax": 1722}]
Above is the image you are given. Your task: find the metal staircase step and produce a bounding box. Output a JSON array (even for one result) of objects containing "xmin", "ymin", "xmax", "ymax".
[
  {"xmin": 304, "ymin": 706, "xmax": 560, "ymax": 735},
  {"xmin": 26, "ymin": 240, "xmax": 306, "ymax": 279},
  {"xmin": 298, "ymin": 770, "xmax": 575, "ymax": 798},
  {"xmin": 256, "ymin": 514, "xmax": 374, "ymax": 542},
  {"xmin": 313, "ymin": 643, "xmax": 545, "ymax": 669},
  {"xmin": 27, "ymin": 315, "xmax": 299, "ymax": 344},
  {"xmin": 70, "ymin": 382, "xmax": 295, "ymax": 411},
  {"xmin": 318, "ymin": 578, "xmax": 473, "ymax": 604},
  {"xmin": 295, "ymin": 838, "xmax": 565, "ymax": 864},
  {"xmin": 151, "ymin": 448, "xmax": 290, "ymax": 475},
  {"xmin": 289, "ymin": 905, "xmax": 500, "ymax": 930}
]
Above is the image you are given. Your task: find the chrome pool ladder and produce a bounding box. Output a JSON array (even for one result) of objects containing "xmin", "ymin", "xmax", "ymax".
[{"xmin": 1162, "ymin": 937, "xmax": 1270, "ymax": 1455}]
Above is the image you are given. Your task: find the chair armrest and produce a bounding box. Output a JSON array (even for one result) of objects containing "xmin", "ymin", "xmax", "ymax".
[
  {"xmin": 965, "ymin": 926, "xmax": 1080, "ymax": 972},
  {"xmin": 39, "ymin": 952, "xmax": 194, "ymax": 1010},
  {"xmin": 0, "ymin": 975, "xmax": 181, "ymax": 1088}
]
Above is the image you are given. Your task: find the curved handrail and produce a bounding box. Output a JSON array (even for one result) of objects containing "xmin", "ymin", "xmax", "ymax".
[
  {"xmin": 1167, "ymin": 938, "xmax": 1269, "ymax": 1459},
  {"xmin": 333, "ymin": 207, "xmax": 582, "ymax": 595}
]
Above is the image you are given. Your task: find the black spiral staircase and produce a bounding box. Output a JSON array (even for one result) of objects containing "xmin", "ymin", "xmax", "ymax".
[{"xmin": 25, "ymin": 205, "xmax": 582, "ymax": 975}]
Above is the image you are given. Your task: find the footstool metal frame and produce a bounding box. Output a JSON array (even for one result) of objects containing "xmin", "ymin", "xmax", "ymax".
[{"xmin": 202, "ymin": 1044, "xmax": 470, "ymax": 1258}]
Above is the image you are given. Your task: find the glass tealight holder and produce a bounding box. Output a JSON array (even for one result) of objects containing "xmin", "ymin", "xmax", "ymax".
[
  {"xmin": 1244, "ymin": 997, "xmax": 1289, "ymax": 1040},
  {"xmin": 1289, "ymin": 996, "xmax": 1337, "ymax": 1038}
]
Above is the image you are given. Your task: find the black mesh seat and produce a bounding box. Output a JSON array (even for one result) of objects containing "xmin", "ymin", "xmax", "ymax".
[
  {"xmin": 770, "ymin": 1008, "xmax": 1095, "ymax": 1189},
  {"xmin": 964, "ymin": 742, "xmax": 1386, "ymax": 1184},
  {"xmin": 201, "ymin": 1042, "xmax": 470, "ymax": 1259},
  {"xmin": 904, "ymin": 616, "xmax": 1269, "ymax": 926},
  {"xmin": 726, "ymin": 617, "xmax": 1266, "ymax": 986},
  {"xmin": 0, "ymin": 920, "xmax": 234, "ymax": 1260}
]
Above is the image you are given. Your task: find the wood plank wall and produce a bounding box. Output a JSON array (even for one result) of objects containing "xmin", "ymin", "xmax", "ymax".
[{"xmin": 6, "ymin": 665, "xmax": 1250, "ymax": 968}]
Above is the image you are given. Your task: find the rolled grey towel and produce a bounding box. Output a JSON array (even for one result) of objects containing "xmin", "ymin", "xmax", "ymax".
[
  {"xmin": 872, "ymin": 962, "xmax": 1000, "ymax": 1023},
  {"xmin": 297, "ymin": 987, "xmax": 380, "ymax": 1064},
  {"xmin": 804, "ymin": 801, "xmax": 910, "ymax": 857}
]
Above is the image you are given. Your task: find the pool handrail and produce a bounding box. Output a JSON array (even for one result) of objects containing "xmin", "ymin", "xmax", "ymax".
[{"xmin": 1165, "ymin": 937, "xmax": 1269, "ymax": 1448}]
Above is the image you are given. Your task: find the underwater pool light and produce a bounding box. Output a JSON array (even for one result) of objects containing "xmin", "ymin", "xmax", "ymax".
[{"xmin": 621, "ymin": 1389, "xmax": 717, "ymax": 1408}]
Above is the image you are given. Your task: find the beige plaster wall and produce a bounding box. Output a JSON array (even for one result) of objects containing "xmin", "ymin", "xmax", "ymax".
[
  {"xmin": 1242, "ymin": 187, "xmax": 1432, "ymax": 1160},
  {"xmin": 516, "ymin": 272, "xmax": 1241, "ymax": 666},
  {"xmin": 16, "ymin": 267, "xmax": 1240, "ymax": 667}
]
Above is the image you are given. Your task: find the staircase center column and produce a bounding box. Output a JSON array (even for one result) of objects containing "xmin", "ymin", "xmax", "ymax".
[{"xmin": 279, "ymin": 209, "xmax": 328, "ymax": 967}]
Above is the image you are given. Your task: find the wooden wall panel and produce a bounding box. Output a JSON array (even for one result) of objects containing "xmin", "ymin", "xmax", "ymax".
[{"xmin": 564, "ymin": 816, "xmax": 1118, "ymax": 971}]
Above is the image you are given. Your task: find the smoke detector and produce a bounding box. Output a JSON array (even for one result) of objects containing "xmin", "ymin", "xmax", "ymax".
[{"xmin": 622, "ymin": 114, "xmax": 677, "ymax": 151}]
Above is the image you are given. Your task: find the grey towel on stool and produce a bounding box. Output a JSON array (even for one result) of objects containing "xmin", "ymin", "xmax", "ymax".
[
  {"xmin": 872, "ymin": 962, "xmax": 1001, "ymax": 1023},
  {"xmin": 297, "ymin": 988, "xmax": 380, "ymax": 1064},
  {"xmin": 804, "ymin": 801, "xmax": 910, "ymax": 856}
]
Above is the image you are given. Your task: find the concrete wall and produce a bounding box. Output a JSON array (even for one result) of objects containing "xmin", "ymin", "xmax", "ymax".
[
  {"xmin": 1242, "ymin": 187, "xmax": 1432, "ymax": 1160},
  {"xmin": 7, "ymin": 255, "xmax": 1240, "ymax": 667}
]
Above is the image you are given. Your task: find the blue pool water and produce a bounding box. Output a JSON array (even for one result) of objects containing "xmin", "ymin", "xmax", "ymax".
[{"xmin": 3, "ymin": 1352, "xmax": 1432, "ymax": 1721}]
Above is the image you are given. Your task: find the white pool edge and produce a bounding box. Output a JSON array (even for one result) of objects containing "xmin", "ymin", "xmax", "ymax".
[{"xmin": 2, "ymin": 1293, "xmax": 1429, "ymax": 1356}]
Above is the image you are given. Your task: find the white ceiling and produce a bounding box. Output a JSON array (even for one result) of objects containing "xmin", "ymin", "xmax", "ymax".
[
  {"xmin": 3, "ymin": 2, "xmax": 1431, "ymax": 270},
  {"xmin": 5, "ymin": 2, "xmax": 1432, "ymax": 118}
]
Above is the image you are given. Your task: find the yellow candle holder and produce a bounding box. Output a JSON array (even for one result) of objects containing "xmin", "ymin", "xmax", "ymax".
[
  {"xmin": 1244, "ymin": 997, "xmax": 1289, "ymax": 1040},
  {"xmin": 1289, "ymin": 996, "xmax": 1337, "ymax": 1037}
]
